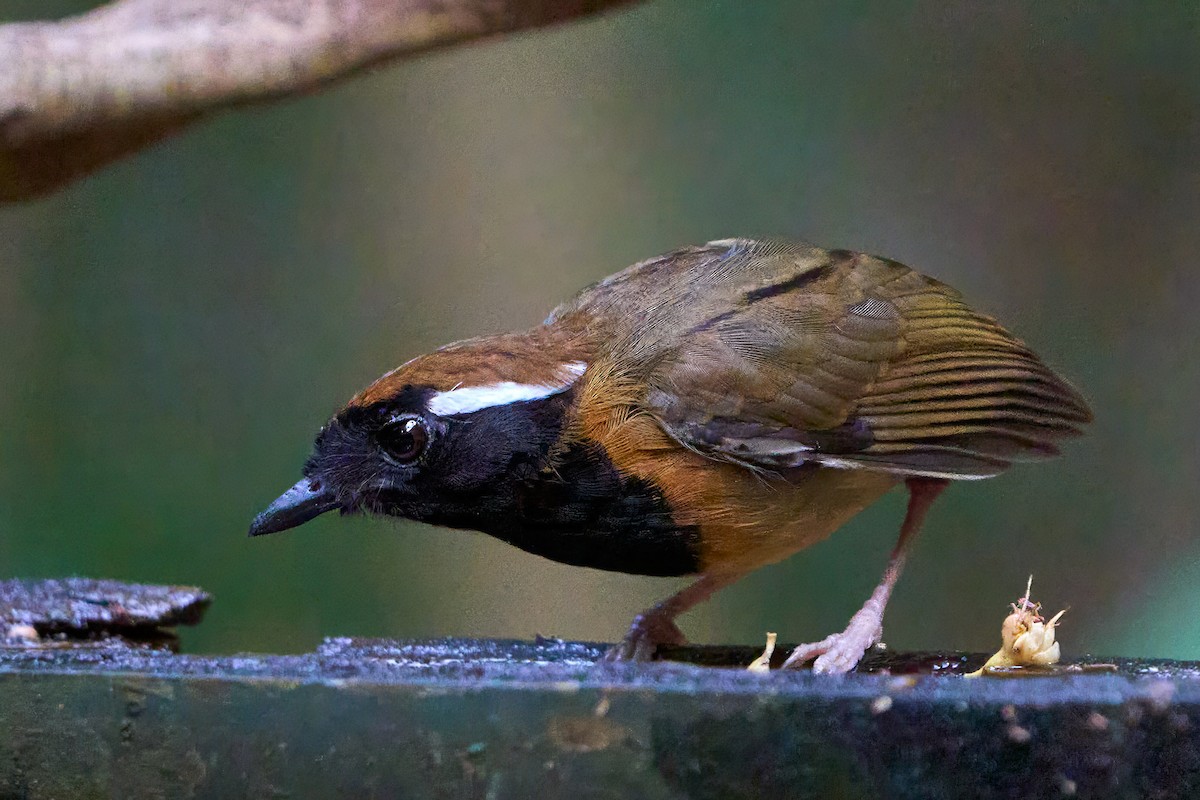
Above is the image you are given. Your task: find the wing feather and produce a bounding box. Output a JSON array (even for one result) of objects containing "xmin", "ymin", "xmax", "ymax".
[{"xmin": 638, "ymin": 239, "xmax": 1091, "ymax": 479}]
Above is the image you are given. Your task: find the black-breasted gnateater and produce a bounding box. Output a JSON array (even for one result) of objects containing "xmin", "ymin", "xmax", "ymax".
[{"xmin": 250, "ymin": 238, "xmax": 1091, "ymax": 672}]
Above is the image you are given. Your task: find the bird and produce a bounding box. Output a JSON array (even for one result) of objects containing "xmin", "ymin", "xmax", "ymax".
[{"xmin": 249, "ymin": 238, "xmax": 1091, "ymax": 673}]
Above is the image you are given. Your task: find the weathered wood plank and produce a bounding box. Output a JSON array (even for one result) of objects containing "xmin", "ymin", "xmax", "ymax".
[
  {"xmin": 3, "ymin": 580, "xmax": 1198, "ymax": 799},
  {"xmin": 2, "ymin": 636, "xmax": 1199, "ymax": 799}
]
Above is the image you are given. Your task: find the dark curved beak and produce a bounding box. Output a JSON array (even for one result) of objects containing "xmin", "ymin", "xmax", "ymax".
[{"xmin": 248, "ymin": 478, "xmax": 339, "ymax": 537}]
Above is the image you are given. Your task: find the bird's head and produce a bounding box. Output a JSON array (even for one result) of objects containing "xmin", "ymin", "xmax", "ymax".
[{"xmin": 248, "ymin": 333, "xmax": 589, "ymax": 537}]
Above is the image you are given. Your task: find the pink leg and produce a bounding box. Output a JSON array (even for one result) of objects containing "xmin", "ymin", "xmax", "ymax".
[
  {"xmin": 782, "ymin": 477, "xmax": 949, "ymax": 674},
  {"xmin": 603, "ymin": 571, "xmax": 747, "ymax": 662}
]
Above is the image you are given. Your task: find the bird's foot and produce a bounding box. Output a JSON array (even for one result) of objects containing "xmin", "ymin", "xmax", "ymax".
[
  {"xmin": 601, "ymin": 611, "xmax": 687, "ymax": 663},
  {"xmin": 780, "ymin": 616, "xmax": 883, "ymax": 674}
]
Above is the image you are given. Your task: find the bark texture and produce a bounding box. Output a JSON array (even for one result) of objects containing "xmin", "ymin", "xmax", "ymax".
[{"xmin": 0, "ymin": 0, "xmax": 639, "ymax": 201}]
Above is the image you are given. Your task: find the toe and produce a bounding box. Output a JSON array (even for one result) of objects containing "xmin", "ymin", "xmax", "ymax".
[
  {"xmin": 781, "ymin": 637, "xmax": 833, "ymax": 670},
  {"xmin": 600, "ymin": 641, "xmax": 632, "ymax": 663},
  {"xmin": 811, "ymin": 636, "xmax": 875, "ymax": 674},
  {"xmin": 601, "ymin": 616, "xmax": 686, "ymax": 663},
  {"xmin": 812, "ymin": 647, "xmax": 859, "ymax": 674}
]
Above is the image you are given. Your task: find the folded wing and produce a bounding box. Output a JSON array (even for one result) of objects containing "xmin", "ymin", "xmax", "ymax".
[{"xmin": 645, "ymin": 241, "xmax": 1091, "ymax": 479}]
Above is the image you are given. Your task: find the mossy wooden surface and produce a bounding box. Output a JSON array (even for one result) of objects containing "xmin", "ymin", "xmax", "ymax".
[
  {"xmin": 3, "ymin": 579, "xmax": 1198, "ymax": 799},
  {"xmin": 3, "ymin": 636, "xmax": 1200, "ymax": 800}
]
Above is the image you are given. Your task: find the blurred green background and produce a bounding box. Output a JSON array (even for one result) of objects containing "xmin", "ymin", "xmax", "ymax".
[{"xmin": 2, "ymin": 2, "xmax": 1197, "ymax": 659}]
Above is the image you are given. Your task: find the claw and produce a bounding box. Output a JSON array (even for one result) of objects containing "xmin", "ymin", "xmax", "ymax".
[
  {"xmin": 781, "ymin": 612, "xmax": 885, "ymax": 673},
  {"xmin": 600, "ymin": 573, "xmax": 743, "ymax": 664},
  {"xmin": 781, "ymin": 478, "xmax": 947, "ymax": 676},
  {"xmin": 601, "ymin": 612, "xmax": 686, "ymax": 663},
  {"xmin": 781, "ymin": 627, "xmax": 881, "ymax": 674}
]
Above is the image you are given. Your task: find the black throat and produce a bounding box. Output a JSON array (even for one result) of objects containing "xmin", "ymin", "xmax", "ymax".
[
  {"xmin": 407, "ymin": 392, "xmax": 702, "ymax": 577},
  {"xmin": 456, "ymin": 438, "xmax": 701, "ymax": 577}
]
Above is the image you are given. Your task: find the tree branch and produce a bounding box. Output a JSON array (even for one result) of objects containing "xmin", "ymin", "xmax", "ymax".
[{"xmin": 0, "ymin": 0, "xmax": 640, "ymax": 202}]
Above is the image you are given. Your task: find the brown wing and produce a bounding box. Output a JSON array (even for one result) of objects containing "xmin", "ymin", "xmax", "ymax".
[{"xmin": 642, "ymin": 240, "xmax": 1092, "ymax": 479}]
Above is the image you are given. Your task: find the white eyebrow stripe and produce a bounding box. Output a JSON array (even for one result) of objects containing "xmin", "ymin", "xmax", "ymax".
[
  {"xmin": 428, "ymin": 382, "xmax": 567, "ymax": 415},
  {"xmin": 427, "ymin": 361, "xmax": 587, "ymax": 416}
]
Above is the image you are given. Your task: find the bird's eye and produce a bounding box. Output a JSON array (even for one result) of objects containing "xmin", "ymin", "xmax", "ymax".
[{"xmin": 377, "ymin": 417, "xmax": 428, "ymax": 464}]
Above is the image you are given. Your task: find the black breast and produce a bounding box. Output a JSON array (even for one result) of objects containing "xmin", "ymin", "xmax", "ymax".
[
  {"xmin": 413, "ymin": 392, "xmax": 701, "ymax": 577},
  {"xmin": 317, "ymin": 383, "xmax": 701, "ymax": 575},
  {"xmin": 486, "ymin": 439, "xmax": 702, "ymax": 577}
]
